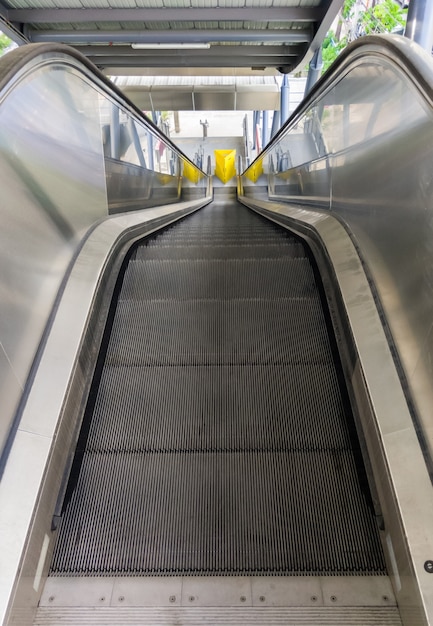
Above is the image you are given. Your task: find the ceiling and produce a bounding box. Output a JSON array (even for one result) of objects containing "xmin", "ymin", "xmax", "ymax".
[{"xmin": 0, "ymin": 0, "xmax": 343, "ymax": 76}]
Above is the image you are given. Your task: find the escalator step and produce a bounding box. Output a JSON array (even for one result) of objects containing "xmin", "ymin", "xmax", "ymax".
[
  {"xmin": 106, "ymin": 299, "xmax": 333, "ymax": 365},
  {"xmin": 52, "ymin": 450, "xmax": 383, "ymax": 575},
  {"xmin": 86, "ymin": 364, "xmax": 351, "ymax": 452},
  {"xmin": 51, "ymin": 202, "xmax": 386, "ymax": 577},
  {"xmin": 133, "ymin": 243, "xmax": 306, "ymax": 260},
  {"xmin": 120, "ymin": 258, "xmax": 317, "ymax": 300}
]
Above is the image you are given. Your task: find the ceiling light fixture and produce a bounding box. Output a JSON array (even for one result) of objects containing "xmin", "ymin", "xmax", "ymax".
[{"xmin": 131, "ymin": 43, "xmax": 211, "ymax": 50}]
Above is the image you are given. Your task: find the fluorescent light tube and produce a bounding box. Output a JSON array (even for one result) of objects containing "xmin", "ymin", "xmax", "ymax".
[{"xmin": 131, "ymin": 43, "xmax": 211, "ymax": 50}]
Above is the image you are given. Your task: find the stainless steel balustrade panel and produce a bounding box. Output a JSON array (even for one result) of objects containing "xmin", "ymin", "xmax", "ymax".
[
  {"xmin": 243, "ymin": 35, "xmax": 433, "ymax": 471},
  {"xmin": 0, "ymin": 58, "xmax": 107, "ymax": 458},
  {"xmin": 0, "ymin": 45, "xmax": 208, "ymax": 462}
]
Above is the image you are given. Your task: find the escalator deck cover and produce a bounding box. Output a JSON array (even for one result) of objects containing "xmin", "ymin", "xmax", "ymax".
[{"xmin": 51, "ymin": 202, "xmax": 386, "ymax": 576}]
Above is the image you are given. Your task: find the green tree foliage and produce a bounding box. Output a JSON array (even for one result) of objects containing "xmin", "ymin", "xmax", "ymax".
[
  {"xmin": 0, "ymin": 33, "xmax": 12, "ymax": 55},
  {"xmin": 321, "ymin": 31, "xmax": 348, "ymax": 72},
  {"xmin": 361, "ymin": 0, "xmax": 407, "ymax": 34},
  {"xmin": 321, "ymin": 0, "xmax": 407, "ymax": 74},
  {"xmin": 342, "ymin": 0, "xmax": 357, "ymax": 20}
]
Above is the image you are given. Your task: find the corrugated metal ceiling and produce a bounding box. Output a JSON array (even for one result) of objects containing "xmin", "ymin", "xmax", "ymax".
[{"xmin": 0, "ymin": 0, "xmax": 343, "ymax": 75}]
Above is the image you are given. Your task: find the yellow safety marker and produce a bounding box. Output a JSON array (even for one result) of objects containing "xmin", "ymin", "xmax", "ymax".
[
  {"xmin": 157, "ymin": 173, "xmax": 175, "ymax": 185},
  {"xmin": 244, "ymin": 157, "xmax": 263, "ymax": 183},
  {"xmin": 183, "ymin": 160, "xmax": 201, "ymax": 184},
  {"xmin": 214, "ymin": 149, "xmax": 236, "ymax": 184}
]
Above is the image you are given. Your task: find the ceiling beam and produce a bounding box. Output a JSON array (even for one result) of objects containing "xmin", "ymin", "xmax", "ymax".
[
  {"xmin": 0, "ymin": 15, "xmax": 28, "ymax": 45},
  {"xmin": 9, "ymin": 7, "xmax": 324, "ymax": 24},
  {"xmin": 29, "ymin": 28, "xmax": 312, "ymax": 45},
  {"xmin": 76, "ymin": 45, "xmax": 303, "ymax": 59},
  {"xmin": 89, "ymin": 54, "xmax": 300, "ymax": 69},
  {"xmin": 82, "ymin": 45, "xmax": 305, "ymax": 69},
  {"xmin": 105, "ymin": 67, "xmax": 281, "ymax": 77},
  {"xmin": 0, "ymin": 2, "xmax": 8, "ymax": 21}
]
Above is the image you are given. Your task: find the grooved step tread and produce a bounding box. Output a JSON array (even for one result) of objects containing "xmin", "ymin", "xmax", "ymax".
[
  {"xmin": 52, "ymin": 450, "xmax": 383, "ymax": 575},
  {"xmin": 120, "ymin": 258, "xmax": 317, "ymax": 300},
  {"xmin": 51, "ymin": 202, "xmax": 386, "ymax": 578},
  {"xmin": 134, "ymin": 243, "xmax": 307, "ymax": 260},
  {"xmin": 86, "ymin": 364, "xmax": 350, "ymax": 452},
  {"xmin": 106, "ymin": 299, "xmax": 333, "ymax": 365}
]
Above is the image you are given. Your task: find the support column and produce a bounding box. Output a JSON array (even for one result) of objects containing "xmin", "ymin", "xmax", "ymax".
[
  {"xmin": 243, "ymin": 113, "xmax": 250, "ymax": 167},
  {"xmin": 147, "ymin": 133, "xmax": 154, "ymax": 171},
  {"xmin": 304, "ymin": 48, "xmax": 323, "ymax": 97},
  {"xmin": 404, "ymin": 0, "xmax": 433, "ymax": 51},
  {"xmin": 110, "ymin": 104, "xmax": 120, "ymax": 160},
  {"xmin": 262, "ymin": 110, "xmax": 269, "ymax": 148},
  {"xmin": 128, "ymin": 118, "xmax": 146, "ymax": 168},
  {"xmin": 252, "ymin": 110, "xmax": 260, "ymax": 149},
  {"xmin": 174, "ymin": 111, "xmax": 180, "ymax": 133},
  {"xmin": 280, "ymin": 75, "xmax": 290, "ymax": 128},
  {"xmin": 271, "ymin": 110, "xmax": 280, "ymax": 139}
]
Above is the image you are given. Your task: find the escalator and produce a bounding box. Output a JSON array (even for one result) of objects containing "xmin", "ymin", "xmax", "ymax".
[
  {"xmin": 3, "ymin": 35, "xmax": 433, "ymax": 626},
  {"xmin": 35, "ymin": 194, "xmax": 400, "ymax": 624}
]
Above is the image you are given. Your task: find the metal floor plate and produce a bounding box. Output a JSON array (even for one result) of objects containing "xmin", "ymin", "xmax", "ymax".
[
  {"xmin": 34, "ymin": 606, "xmax": 403, "ymax": 626},
  {"xmin": 36, "ymin": 576, "xmax": 401, "ymax": 625}
]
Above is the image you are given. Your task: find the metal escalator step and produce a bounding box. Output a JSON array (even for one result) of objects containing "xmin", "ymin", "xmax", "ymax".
[
  {"xmin": 120, "ymin": 258, "xmax": 317, "ymax": 301},
  {"xmin": 86, "ymin": 364, "xmax": 351, "ymax": 452},
  {"xmin": 146, "ymin": 216, "xmax": 297, "ymax": 247},
  {"xmin": 133, "ymin": 243, "xmax": 307, "ymax": 260},
  {"xmin": 149, "ymin": 228, "xmax": 294, "ymax": 238},
  {"xmin": 50, "ymin": 202, "xmax": 386, "ymax": 580},
  {"xmin": 146, "ymin": 235, "xmax": 297, "ymax": 246},
  {"xmin": 52, "ymin": 450, "xmax": 384, "ymax": 576},
  {"xmin": 145, "ymin": 238, "xmax": 297, "ymax": 246},
  {"xmin": 105, "ymin": 299, "xmax": 333, "ymax": 366}
]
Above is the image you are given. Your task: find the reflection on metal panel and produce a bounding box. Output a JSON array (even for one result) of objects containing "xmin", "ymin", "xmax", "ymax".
[
  {"xmin": 0, "ymin": 45, "xmax": 208, "ymax": 462},
  {"xmin": 0, "ymin": 60, "xmax": 107, "ymax": 456},
  {"xmin": 243, "ymin": 36, "xmax": 433, "ymax": 474},
  {"xmin": 0, "ymin": 345, "xmax": 23, "ymax": 456}
]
